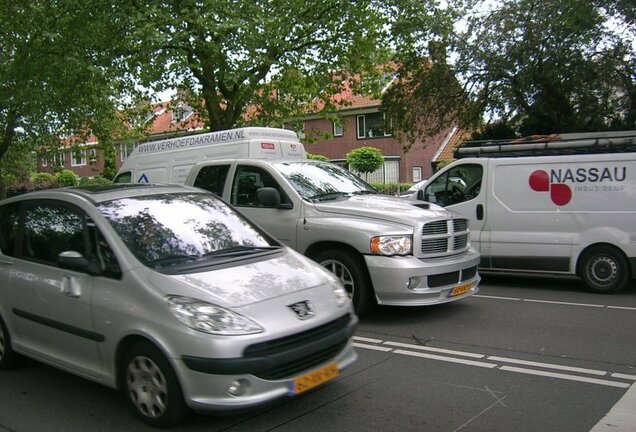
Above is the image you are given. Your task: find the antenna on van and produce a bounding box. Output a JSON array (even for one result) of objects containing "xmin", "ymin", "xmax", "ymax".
[{"xmin": 454, "ymin": 130, "xmax": 636, "ymax": 158}]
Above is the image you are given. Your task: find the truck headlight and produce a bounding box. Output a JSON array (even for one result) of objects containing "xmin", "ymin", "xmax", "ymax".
[
  {"xmin": 164, "ymin": 295, "xmax": 263, "ymax": 335},
  {"xmin": 370, "ymin": 235, "xmax": 412, "ymax": 256}
]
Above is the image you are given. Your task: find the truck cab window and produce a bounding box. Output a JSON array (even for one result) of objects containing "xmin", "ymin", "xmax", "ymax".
[
  {"xmin": 425, "ymin": 164, "xmax": 483, "ymax": 206},
  {"xmin": 232, "ymin": 166, "xmax": 288, "ymax": 207},
  {"xmin": 193, "ymin": 165, "xmax": 230, "ymax": 197}
]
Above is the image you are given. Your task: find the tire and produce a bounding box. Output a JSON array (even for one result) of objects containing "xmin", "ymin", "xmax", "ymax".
[
  {"xmin": 315, "ymin": 249, "xmax": 375, "ymax": 316},
  {"xmin": 122, "ymin": 341, "xmax": 189, "ymax": 428},
  {"xmin": 579, "ymin": 246, "xmax": 630, "ymax": 294},
  {"xmin": 0, "ymin": 317, "xmax": 19, "ymax": 370}
]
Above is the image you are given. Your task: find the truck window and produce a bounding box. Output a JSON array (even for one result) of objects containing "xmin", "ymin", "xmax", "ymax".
[
  {"xmin": 232, "ymin": 166, "xmax": 288, "ymax": 207},
  {"xmin": 425, "ymin": 164, "xmax": 483, "ymax": 206},
  {"xmin": 193, "ymin": 165, "xmax": 230, "ymax": 197}
]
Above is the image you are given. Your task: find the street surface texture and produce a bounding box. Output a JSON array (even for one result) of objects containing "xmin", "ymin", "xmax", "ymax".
[{"xmin": 0, "ymin": 274, "xmax": 634, "ymax": 432}]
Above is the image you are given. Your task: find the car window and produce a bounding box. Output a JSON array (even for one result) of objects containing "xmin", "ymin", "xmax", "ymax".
[
  {"xmin": 87, "ymin": 220, "xmax": 122, "ymax": 279},
  {"xmin": 0, "ymin": 202, "xmax": 20, "ymax": 257},
  {"xmin": 424, "ymin": 164, "xmax": 483, "ymax": 206},
  {"xmin": 193, "ymin": 165, "xmax": 230, "ymax": 196},
  {"xmin": 232, "ymin": 165, "xmax": 289, "ymax": 207},
  {"xmin": 21, "ymin": 203, "xmax": 86, "ymax": 265}
]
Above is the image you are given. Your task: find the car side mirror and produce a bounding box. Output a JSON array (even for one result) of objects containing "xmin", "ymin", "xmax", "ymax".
[
  {"xmin": 256, "ymin": 187, "xmax": 293, "ymax": 209},
  {"xmin": 58, "ymin": 251, "xmax": 101, "ymax": 276}
]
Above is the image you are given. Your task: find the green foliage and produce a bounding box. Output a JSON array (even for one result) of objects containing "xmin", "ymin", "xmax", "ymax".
[
  {"xmin": 346, "ymin": 147, "xmax": 384, "ymax": 174},
  {"xmin": 79, "ymin": 176, "xmax": 112, "ymax": 186},
  {"xmin": 371, "ymin": 183, "xmax": 413, "ymax": 195},
  {"xmin": 306, "ymin": 153, "xmax": 330, "ymax": 162},
  {"xmin": 55, "ymin": 170, "xmax": 78, "ymax": 187}
]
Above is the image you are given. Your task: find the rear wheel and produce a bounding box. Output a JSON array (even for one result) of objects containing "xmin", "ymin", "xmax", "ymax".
[
  {"xmin": 122, "ymin": 341, "xmax": 189, "ymax": 427},
  {"xmin": 0, "ymin": 317, "xmax": 19, "ymax": 370},
  {"xmin": 579, "ymin": 245, "xmax": 629, "ymax": 293},
  {"xmin": 315, "ymin": 249, "xmax": 375, "ymax": 316}
]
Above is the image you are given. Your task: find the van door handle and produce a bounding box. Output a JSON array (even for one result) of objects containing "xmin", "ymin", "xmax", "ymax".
[{"xmin": 476, "ymin": 204, "xmax": 484, "ymax": 221}]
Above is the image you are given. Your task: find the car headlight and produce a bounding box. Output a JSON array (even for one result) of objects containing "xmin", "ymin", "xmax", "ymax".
[
  {"xmin": 370, "ymin": 235, "xmax": 412, "ymax": 256},
  {"xmin": 164, "ymin": 295, "xmax": 263, "ymax": 335}
]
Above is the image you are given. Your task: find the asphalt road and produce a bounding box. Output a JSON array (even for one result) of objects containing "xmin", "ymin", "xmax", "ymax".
[{"xmin": 1, "ymin": 274, "xmax": 634, "ymax": 432}]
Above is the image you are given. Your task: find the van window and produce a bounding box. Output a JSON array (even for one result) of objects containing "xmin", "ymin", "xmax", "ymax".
[
  {"xmin": 114, "ymin": 171, "xmax": 132, "ymax": 183},
  {"xmin": 232, "ymin": 166, "xmax": 288, "ymax": 207},
  {"xmin": 425, "ymin": 164, "xmax": 483, "ymax": 206},
  {"xmin": 193, "ymin": 165, "xmax": 230, "ymax": 196}
]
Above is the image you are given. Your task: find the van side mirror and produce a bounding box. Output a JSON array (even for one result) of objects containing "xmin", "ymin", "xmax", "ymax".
[
  {"xmin": 256, "ymin": 187, "xmax": 293, "ymax": 209},
  {"xmin": 58, "ymin": 251, "xmax": 101, "ymax": 276}
]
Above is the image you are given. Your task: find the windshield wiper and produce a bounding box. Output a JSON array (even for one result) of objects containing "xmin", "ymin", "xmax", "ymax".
[
  {"xmin": 202, "ymin": 245, "xmax": 280, "ymax": 258},
  {"xmin": 307, "ymin": 191, "xmax": 351, "ymax": 202},
  {"xmin": 145, "ymin": 254, "xmax": 199, "ymax": 267},
  {"xmin": 350, "ymin": 190, "xmax": 377, "ymax": 195}
]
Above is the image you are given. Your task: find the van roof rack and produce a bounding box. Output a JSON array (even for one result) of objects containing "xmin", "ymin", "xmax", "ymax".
[{"xmin": 454, "ymin": 130, "xmax": 636, "ymax": 158}]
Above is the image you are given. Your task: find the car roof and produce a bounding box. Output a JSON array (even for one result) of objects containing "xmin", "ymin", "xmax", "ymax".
[{"xmin": 2, "ymin": 183, "xmax": 205, "ymax": 205}]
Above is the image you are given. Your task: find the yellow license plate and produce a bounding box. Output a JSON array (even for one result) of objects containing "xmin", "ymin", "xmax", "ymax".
[
  {"xmin": 450, "ymin": 282, "xmax": 473, "ymax": 296},
  {"xmin": 292, "ymin": 363, "xmax": 340, "ymax": 395}
]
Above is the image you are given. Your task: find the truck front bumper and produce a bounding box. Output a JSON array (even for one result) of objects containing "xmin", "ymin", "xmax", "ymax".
[{"xmin": 364, "ymin": 248, "xmax": 481, "ymax": 306}]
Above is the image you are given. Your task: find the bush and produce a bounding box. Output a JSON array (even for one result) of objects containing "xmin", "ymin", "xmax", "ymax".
[
  {"xmin": 306, "ymin": 153, "xmax": 330, "ymax": 162},
  {"xmin": 371, "ymin": 183, "xmax": 413, "ymax": 196},
  {"xmin": 79, "ymin": 176, "xmax": 112, "ymax": 186},
  {"xmin": 56, "ymin": 170, "xmax": 79, "ymax": 187},
  {"xmin": 32, "ymin": 173, "xmax": 59, "ymax": 190}
]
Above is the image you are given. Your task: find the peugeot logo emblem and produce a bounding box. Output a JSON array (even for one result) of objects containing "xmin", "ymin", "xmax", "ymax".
[{"xmin": 288, "ymin": 300, "xmax": 315, "ymax": 320}]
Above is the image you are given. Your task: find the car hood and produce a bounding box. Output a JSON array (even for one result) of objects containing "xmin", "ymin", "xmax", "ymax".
[
  {"xmin": 149, "ymin": 250, "xmax": 334, "ymax": 308},
  {"xmin": 313, "ymin": 194, "xmax": 453, "ymax": 224}
]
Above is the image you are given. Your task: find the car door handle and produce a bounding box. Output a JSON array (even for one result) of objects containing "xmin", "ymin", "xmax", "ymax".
[
  {"xmin": 476, "ymin": 204, "xmax": 484, "ymax": 221},
  {"xmin": 61, "ymin": 275, "xmax": 82, "ymax": 298}
]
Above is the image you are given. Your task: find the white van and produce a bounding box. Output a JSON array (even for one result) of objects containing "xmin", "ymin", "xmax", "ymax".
[
  {"xmin": 115, "ymin": 127, "xmax": 305, "ymax": 184},
  {"xmin": 409, "ymin": 131, "xmax": 636, "ymax": 293}
]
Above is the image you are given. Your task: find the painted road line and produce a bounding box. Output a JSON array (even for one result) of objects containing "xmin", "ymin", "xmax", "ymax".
[
  {"xmin": 473, "ymin": 295, "xmax": 521, "ymax": 301},
  {"xmin": 500, "ymin": 366, "xmax": 631, "ymax": 388},
  {"xmin": 384, "ymin": 341, "xmax": 486, "ymax": 359},
  {"xmin": 607, "ymin": 306, "xmax": 636, "ymax": 311},
  {"xmin": 352, "ymin": 336, "xmax": 384, "ymax": 344},
  {"xmin": 612, "ymin": 373, "xmax": 636, "ymax": 381},
  {"xmin": 352, "ymin": 342, "xmax": 393, "ymax": 352},
  {"xmin": 521, "ymin": 299, "xmax": 604, "ymax": 308},
  {"xmin": 393, "ymin": 349, "xmax": 498, "ymax": 369},
  {"xmin": 487, "ymin": 356, "xmax": 607, "ymax": 376}
]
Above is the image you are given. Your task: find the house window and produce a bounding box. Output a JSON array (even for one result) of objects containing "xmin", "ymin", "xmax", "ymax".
[
  {"xmin": 120, "ymin": 143, "xmax": 137, "ymax": 161},
  {"xmin": 413, "ymin": 167, "xmax": 422, "ymax": 182},
  {"xmin": 333, "ymin": 121, "xmax": 344, "ymax": 137},
  {"xmin": 41, "ymin": 157, "xmax": 48, "ymax": 167},
  {"xmin": 357, "ymin": 113, "xmax": 391, "ymax": 139},
  {"xmin": 89, "ymin": 148, "xmax": 98, "ymax": 165},
  {"xmin": 52, "ymin": 152, "xmax": 65, "ymax": 169},
  {"xmin": 71, "ymin": 149, "xmax": 87, "ymax": 167}
]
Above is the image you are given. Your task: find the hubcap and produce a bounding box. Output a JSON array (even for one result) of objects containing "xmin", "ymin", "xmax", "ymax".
[
  {"xmin": 126, "ymin": 356, "xmax": 168, "ymax": 418},
  {"xmin": 588, "ymin": 256, "xmax": 617, "ymax": 286},
  {"xmin": 321, "ymin": 259, "xmax": 355, "ymax": 299}
]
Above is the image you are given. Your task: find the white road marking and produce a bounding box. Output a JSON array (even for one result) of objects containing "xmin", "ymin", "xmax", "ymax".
[
  {"xmin": 473, "ymin": 295, "xmax": 521, "ymax": 301},
  {"xmin": 352, "ymin": 342, "xmax": 393, "ymax": 352},
  {"xmin": 607, "ymin": 306, "xmax": 636, "ymax": 311},
  {"xmin": 522, "ymin": 299, "xmax": 604, "ymax": 308},
  {"xmin": 393, "ymin": 349, "xmax": 498, "ymax": 368},
  {"xmin": 487, "ymin": 356, "xmax": 607, "ymax": 376},
  {"xmin": 384, "ymin": 341, "xmax": 486, "ymax": 358},
  {"xmin": 612, "ymin": 373, "xmax": 636, "ymax": 381},
  {"xmin": 499, "ymin": 366, "xmax": 631, "ymax": 388},
  {"xmin": 473, "ymin": 294, "xmax": 636, "ymax": 311},
  {"xmin": 352, "ymin": 336, "xmax": 384, "ymax": 344}
]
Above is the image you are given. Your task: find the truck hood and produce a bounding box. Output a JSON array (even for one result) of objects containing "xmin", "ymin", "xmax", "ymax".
[
  {"xmin": 149, "ymin": 250, "xmax": 334, "ymax": 308},
  {"xmin": 313, "ymin": 194, "xmax": 454, "ymax": 224}
]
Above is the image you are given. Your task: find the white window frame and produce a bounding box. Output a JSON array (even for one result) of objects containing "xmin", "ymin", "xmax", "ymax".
[
  {"xmin": 71, "ymin": 149, "xmax": 87, "ymax": 167},
  {"xmin": 413, "ymin": 166, "xmax": 422, "ymax": 182},
  {"xmin": 357, "ymin": 113, "xmax": 392, "ymax": 139},
  {"xmin": 333, "ymin": 121, "xmax": 344, "ymax": 137}
]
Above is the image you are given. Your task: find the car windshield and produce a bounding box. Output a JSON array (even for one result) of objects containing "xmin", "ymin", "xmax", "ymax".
[
  {"xmin": 273, "ymin": 161, "xmax": 377, "ymax": 202},
  {"xmin": 96, "ymin": 193, "xmax": 278, "ymax": 268}
]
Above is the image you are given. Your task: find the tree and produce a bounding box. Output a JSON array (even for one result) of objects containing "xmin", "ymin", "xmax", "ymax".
[
  {"xmin": 346, "ymin": 146, "xmax": 384, "ymax": 181},
  {"xmin": 0, "ymin": 0, "xmax": 149, "ymax": 198},
  {"xmin": 382, "ymin": 0, "xmax": 636, "ymax": 142},
  {"xmin": 122, "ymin": 0, "xmax": 395, "ymax": 132}
]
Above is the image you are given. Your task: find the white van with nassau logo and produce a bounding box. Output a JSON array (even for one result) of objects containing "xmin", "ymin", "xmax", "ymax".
[{"xmin": 410, "ymin": 130, "xmax": 636, "ymax": 293}]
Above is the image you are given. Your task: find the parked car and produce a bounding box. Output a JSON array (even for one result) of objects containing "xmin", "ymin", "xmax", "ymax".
[{"xmin": 0, "ymin": 184, "xmax": 357, "ymax": 427}]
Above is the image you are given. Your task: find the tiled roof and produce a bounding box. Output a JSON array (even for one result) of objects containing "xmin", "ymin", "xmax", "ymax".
[{"xmin": 433, "ymin": 128, "xmax": 472, "ymax": 162}]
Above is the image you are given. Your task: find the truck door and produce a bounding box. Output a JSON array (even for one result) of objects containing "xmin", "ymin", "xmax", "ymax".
[
  {"xmin": 423, "ymin": 162, "xmax": 489, "ymax": 258},
  {"xmin": 229, "ymin": 165, "xmax": 302, "ymax": 248}
]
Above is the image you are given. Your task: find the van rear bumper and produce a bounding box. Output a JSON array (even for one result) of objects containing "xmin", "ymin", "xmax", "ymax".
[{"xmin": 364, "ymin": 248, "xmax": 481, "ymax": 306}]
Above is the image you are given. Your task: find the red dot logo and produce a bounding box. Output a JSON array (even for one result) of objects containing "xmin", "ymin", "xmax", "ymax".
[
  {"xmin": 528, "ymin": 170, "xmax": 572, "ymax": 206},
  {"xmin": 550, "ymin": 183, "xmax": 572, "ymax": 206},
  {"xmin": 529, "ymin": 170, "xmax": 550, "ymax": 191}
]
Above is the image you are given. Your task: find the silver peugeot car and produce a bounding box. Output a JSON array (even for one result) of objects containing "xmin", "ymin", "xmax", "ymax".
[{"xmin": 0, "ymin": 184, "xmax": 357, "ymax": 427}]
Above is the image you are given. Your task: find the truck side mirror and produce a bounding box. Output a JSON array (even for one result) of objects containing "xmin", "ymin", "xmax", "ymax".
[{"xmin": 256, "ymin": 187, "xmax": 293, "ymax": 209}]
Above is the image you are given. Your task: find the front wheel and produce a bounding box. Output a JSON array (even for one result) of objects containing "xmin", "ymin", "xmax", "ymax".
[
  {"xmin": 579, "ymin": 246, "xmax": 630, "ymax": 294},
  {"xmin": 122, "ymin": 341, "xmax": 189, "ymax": 427},
  {"xmin": 0, "ymin": 317, "xmax": 20, "ymax": 370},
  {"xmin": 315, "ymin": 249, "xmax": 375, "ymax": 316}
]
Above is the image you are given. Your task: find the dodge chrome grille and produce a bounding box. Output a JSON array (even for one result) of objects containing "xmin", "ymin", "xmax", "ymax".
[{"xmin": 420, "ymin": 218, "xmax": 470, "ymax": 257}]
